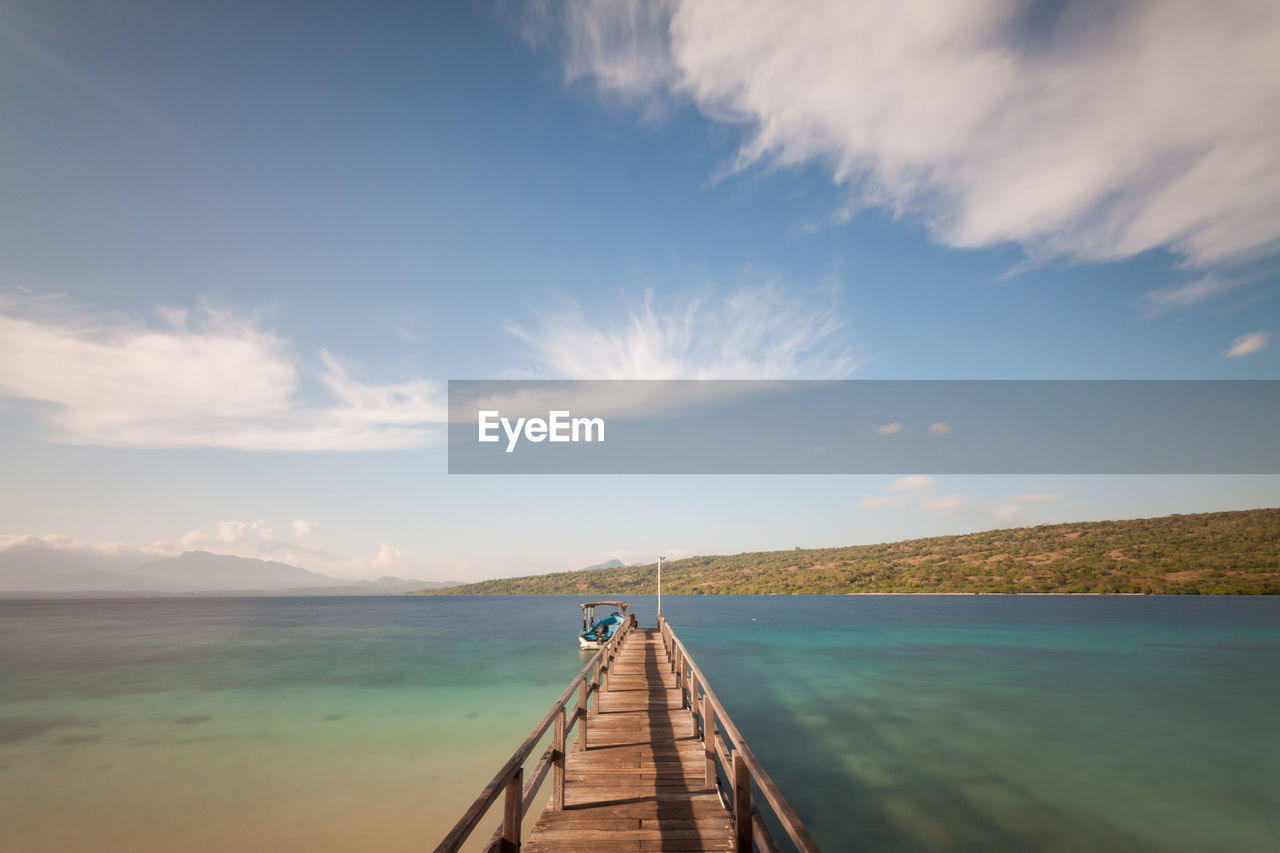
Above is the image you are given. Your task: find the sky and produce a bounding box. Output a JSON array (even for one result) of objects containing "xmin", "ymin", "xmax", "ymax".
[{"xmin": 1, "ymin": 0, "xmax": 1278, "ymax": 582}]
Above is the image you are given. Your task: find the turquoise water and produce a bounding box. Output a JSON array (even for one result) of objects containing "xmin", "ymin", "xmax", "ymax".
[{"xmin": 2, "ymin": 595, "xmax": 1278, "ymax": 851}]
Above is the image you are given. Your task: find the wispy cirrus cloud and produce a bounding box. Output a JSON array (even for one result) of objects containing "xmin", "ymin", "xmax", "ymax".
[
  {"xmin": 505, "ymin": 284, "xmax": 858, "ymax": 379},
  {"xmin": 1142, "ymin": 276, "xmax": 1243, "ymax": 316},
  {"xmin": 0, "ymin": 12, "xmax": 163, "ymax": 127},
  {"xmin": 535, "ymin": 0, "xmax": 1280, "ymax": 267},
  {"xmin": 545, "ymin": 0, "xmax": 680, "ymax": 115},
  {"xmin": 0, "ymin": 296, "xmax": 445, "ymax": 450}
]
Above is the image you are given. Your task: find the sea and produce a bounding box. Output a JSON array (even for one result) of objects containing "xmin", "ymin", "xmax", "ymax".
[{"xmin": 1, "ymin": 594, "xmax": 1277, "ymax": 852}]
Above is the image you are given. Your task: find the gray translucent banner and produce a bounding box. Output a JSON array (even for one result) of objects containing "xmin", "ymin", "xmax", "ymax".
[{"xmin": 447, "ymin": 380, "xmax": 1279, "ymax": 474}]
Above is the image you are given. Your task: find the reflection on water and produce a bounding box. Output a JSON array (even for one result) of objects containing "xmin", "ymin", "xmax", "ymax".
[{"xmin": 2, "ymin": 595, "xmax": 1278, "ymax": 851}]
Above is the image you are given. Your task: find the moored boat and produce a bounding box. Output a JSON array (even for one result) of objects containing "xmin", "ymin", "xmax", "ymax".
[{"xmin": 578, "ymin": 600, "xmax": 631, "ymax": 649}]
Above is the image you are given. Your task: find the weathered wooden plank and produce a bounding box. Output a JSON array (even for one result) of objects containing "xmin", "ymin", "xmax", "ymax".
[
  {"xmin": 530, "ymin": 829, "xmax": 731, "ymax": 841},
  {"xmin": 524, "ymin": 840, "xmax": 737, "ymax": 845},
  {"xmin": 539, "ymin": 816, "xmax": 728, "ymax": 824},
  {"xmin": 547, "ymin": 799, "xmax": 730, "ymax": 816}
]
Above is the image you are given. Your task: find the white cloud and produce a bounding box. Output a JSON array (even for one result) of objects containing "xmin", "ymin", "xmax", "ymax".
[
  {"xmin": 0, "ymin": 533, "xmax": 176, "ymax": 560},
  {"xmin": 921, "ymin": 494, "xmax": 970, "ymax": 516},
  {"xmin": 0, "ymin": 297, "xmax": 445, "ymax": 450},
  {"xmin": 1226, "ymin": 330, "xmax": 1270, "ymax": 358},
  {"xmin": 183, "ymin": 520, "xmax": 275, "ymax": 549},
  {"xmin": 372, "ymin": 544, "xmax": 404, "ymax": 571},
  {"xmin": 860, "ymin": 479, "xmax": 1059, "ymax": 523},
  {"xmin": 929, "ymin": 422, "xmax": 951, "ymax": 435},
  {"xmin": 553, "ymin": 0, "xmax": 680, "ymax": 112},
  {"xmin": 291, "ymin": 520, "xmax": 319, "ymax": 538},
  {"xmin": 874, "ymin": 422, "xmax": 904, "ymax": 435},
  {"xmin": 545, "ymin": 0, "xmax": 1280, "ymax": 267},
  {"xmin": 860, "ymin": 476, "xmax": 966, "ymax": 516},
  {"xmin": 506, "ymin": 284, "xmax": 857, "ymax": 379},
  {"xmin": 888, "ymin": 474, "xmax": 934, "ymax": 492},
  {"xmin": 215, "ymin": 521, "xmax": 251, "ymax": 543}
]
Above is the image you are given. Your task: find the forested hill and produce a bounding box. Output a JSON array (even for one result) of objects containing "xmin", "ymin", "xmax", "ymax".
[{"xmin": 425, "ymin": 509, "xmax": 1280, "ymax": 595}]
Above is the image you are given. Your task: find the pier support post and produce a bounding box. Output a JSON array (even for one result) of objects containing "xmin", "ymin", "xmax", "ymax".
[
  {"xmin": 551, "ymin": 710, "xmax": 565, "ymax": 810},
  {"xmin": 591, "ymin": 662, "xmax": 603, "ymax": 716},
  {"xmin": 733, "ymin": 751, "xmax": 751, "ymax": 853},
  {"xmin": 575, "ymin": 681, "xmax": 588, "ymax": 751},
  {"xmin": 703, "ymin": 692, "xmax": 716, "ymax": 788},
  {"xmin": 501, "ymin": 766, "xmax": 522, "ymax": 852}
]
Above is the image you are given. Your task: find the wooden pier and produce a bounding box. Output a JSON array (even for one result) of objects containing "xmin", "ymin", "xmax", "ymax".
[
  {"xmin": 434, "ymin": 616, "xmax": 820, "ymax": 853},
  {"xmin": 524, "ymin": 625, "xmax": 731, "ymax": 851}
]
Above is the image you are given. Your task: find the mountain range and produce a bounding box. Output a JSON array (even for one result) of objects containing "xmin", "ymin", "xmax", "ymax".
[
  {"xmin": 429, "ymin": 509, "xmax": 1280, "ymax": 596},
  {"xmin": 0, "ymin": 547, "xmax": 457, "ymax": 595}
]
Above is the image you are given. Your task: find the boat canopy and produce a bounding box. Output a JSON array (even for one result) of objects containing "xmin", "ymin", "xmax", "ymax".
[{"xmin": 580, "ymin": 601, "xmax": 630, "ymax": 611}]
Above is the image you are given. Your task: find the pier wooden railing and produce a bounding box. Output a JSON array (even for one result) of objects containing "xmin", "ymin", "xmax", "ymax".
[
  {"xmin": 659, "ymin": 616, "xmax": 822, "ymax": 853},
  {"xmin": 433, "ymin": 614, "xmax": 636, "ymax": 853}
]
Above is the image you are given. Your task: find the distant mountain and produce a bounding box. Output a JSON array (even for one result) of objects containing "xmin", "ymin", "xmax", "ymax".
[
  {"xmin": 0, "ymin": 546, "xmax": 144, "ymax": 592},
  {"xmin": 125, "ymin": 552, "xmax": 344, "ymax": 591},
  {"xmin": 429, "ymin": 509, "xmax": 1280, "ymax": 596},
  {"xmin": 581, "ymin": 559, "xmax": 627, "ymax": 571},
  {"xmin": 0, "ymin": 547, "xmax": 459, "ymax": 594},
  {"xmin": 310, "ymin": 576, "xmax": 458, "ymax": 594}
]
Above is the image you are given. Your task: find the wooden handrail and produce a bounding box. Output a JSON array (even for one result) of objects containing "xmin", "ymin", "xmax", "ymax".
[
  {"xmin": 432, "ymin": 614, "xmax": 636, "ymax": 853},
  {"xmin": 659, "ymin": 617, "xmax": 822, "ymax": 853}
]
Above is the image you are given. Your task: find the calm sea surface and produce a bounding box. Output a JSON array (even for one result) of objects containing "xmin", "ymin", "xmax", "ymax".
[{"xmin": 1, "ymin": 595, "xmax": 1277, "ymax": 852}]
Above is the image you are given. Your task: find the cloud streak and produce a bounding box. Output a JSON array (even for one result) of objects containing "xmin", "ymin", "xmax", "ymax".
[
  {"xmin": 1226, "ymin": 330, "xmax": 1270, "ymax": 358},
  {"xmin": 0, "ymin": 297, "xmax": 445, "ymax": 450},
  {"xmin": 505, "ymin": 284, "xmax": 858, "ymax": 379},
  {"xmin": 543, "ymin": 0, "xmax": 1280, "ymax": 267},
  {"xmin": 1143, "ymin": 276, "xmax": 1243, "ymax": 316}
]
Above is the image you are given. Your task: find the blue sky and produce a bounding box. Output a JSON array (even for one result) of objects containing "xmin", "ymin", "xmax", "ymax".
[{"xmin": 1, "ymin": 0, "xmax": 1278, "ymax": 581}]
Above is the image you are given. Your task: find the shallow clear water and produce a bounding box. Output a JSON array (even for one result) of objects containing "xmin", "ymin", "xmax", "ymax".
[{"xmin": 1, "ymin": 595, "xmax": 1277, "ymax": 851}]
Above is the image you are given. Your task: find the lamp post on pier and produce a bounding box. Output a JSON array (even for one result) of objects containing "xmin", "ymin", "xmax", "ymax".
[{"xmin": 657, "ymin": 554, "xmax": 665, "ymax": 620}]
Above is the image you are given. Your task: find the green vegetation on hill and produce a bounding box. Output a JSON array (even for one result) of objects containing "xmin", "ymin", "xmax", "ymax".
[{"xmin": 424, "ymin": 509, "xmax": 1280, "ymax": 595}]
